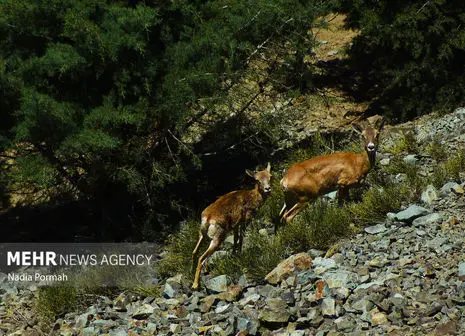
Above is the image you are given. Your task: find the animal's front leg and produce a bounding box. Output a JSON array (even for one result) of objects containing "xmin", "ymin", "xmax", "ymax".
[
  {"xmin": 238, "ymin": 222, "xmax": 245, "ymax": 253},
  {"xmin": 337, "ymin": 187, "xmax": 349, "ymax": 205},
  {"xmin": 233, "ymin": 227, "xmax": 239, "ymax": 254}
]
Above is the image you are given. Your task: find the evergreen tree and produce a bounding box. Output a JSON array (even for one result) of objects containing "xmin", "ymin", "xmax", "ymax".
[
  {"xmin": 336, "ymin": 0, "xmax": 465, "ymax": 120},
  {"xmin": 0, "ymin": 0, "xmax": 329, "ymax": 239}
]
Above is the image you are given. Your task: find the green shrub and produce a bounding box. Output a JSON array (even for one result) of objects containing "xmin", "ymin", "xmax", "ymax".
[
  {"xmin": 35, "ymin": 286, "xmax": 77, "ymax": 326},
  {"xmin": 430, "ymin": 165, "xmax": 448, "ymax": 189},
  {"xmin": 157, "ymin": 217, "xmax": 204, "ymax": 280},
  {"xmin": 286, "ymin": 200, "xmax": 353, "ymax": 250},
  {"xmin": 385, "ymin": 130, "xmax": 419, "ymax": 155},
  {"xmin": 350, "ymin": 182, "xmax": 408, "ymax": 224},
  {"xmin": 70, "ymin": 262, "xmax": 158, "ymax": 298},
  {"xmin": 426, "ymin": 138, "xmax": 448, "ymax": 162},
  {"xmin": 212, "ymin": 200, "xmax": 353, "ymax": 281},
  {"xmin": 211, "ymin": 230, "xmax": 286, "ymax": 281},
  {"xmin": 444, "ymin": 153, "xmax": 465, "ymax": 182},
  {"xmin": 338, "ymin": 0, "xmax": 465, "ymax": 119}
]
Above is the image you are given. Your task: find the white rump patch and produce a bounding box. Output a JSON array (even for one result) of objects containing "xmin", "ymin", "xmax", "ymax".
[{"xmin": 207, "ymin": 224, "xmax": 219, "ymax": 238}]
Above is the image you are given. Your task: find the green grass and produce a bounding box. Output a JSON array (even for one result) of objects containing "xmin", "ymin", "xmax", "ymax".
[
  {"xmin": 426, "ymin": 137, "xmax": 448, "ymax": 162},
  {"xmin": 158, "ymin": 217, "xmax": 205, "ymax": 280},
  {"xmin": 429, "ymin": 153, "xmax": 465, "ymax": 188},
  {"xmin": 35, "ymin": 286, "xmax": 77, "ymax": 328}
]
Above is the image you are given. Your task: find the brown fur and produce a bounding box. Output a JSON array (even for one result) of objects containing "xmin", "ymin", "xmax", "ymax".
[
  {"xmin": 279, "ymin": 116, "xmax": 384, "ymax": 225},
  {"xmin": 192, "ymin": 164, "xmax": 272, "ymax": 290}
]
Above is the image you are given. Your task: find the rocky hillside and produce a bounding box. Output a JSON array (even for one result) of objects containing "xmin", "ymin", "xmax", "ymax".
[{"xmin": 1, "ymin": 108, "xmax": 465, "ymax": 335}]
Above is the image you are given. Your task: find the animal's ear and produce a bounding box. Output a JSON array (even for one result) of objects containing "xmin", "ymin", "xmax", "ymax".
[
  {"xmin": 368, "ymin": 115, "xmax": 385, "ymax": 130},
  {"xmin": 376, "ymin": 117, "xmax": 385, "ymax": 131},
  {"xmin": 266, "ymin": 162, "xmax": 271, "ymax": 173},
  {"xmin": 352, "ymin": 123, "xmax": 363, "ymax": 134},
  {"xmin": 246, "ymin": 169, "xmax": 255, "ymax": 178}
]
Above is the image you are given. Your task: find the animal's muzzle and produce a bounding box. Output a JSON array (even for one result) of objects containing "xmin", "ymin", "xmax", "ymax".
[{"xmin": 367, "ymin": 143, "xmax": 376, "ymax": 152}]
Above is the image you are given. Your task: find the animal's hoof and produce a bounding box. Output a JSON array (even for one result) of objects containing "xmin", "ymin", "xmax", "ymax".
[{"xmin": 192, "ymin": 284, "xmax": 199, "ymax": 291}]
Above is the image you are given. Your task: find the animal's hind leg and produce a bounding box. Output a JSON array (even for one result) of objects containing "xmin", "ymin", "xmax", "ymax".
[
  {"xmin": 284, "ymin": 202, "xmax": 307, "ymax": 223},
  {"xmin": 192, "ymin": 230, "xmax": 204, "ymax": 262},
  {"xmin": 192, "ymin": 234, "xmax": 222, "ymax": 290},
  {"xmin": 279, "ymin": 203, "xmax": 287, "ymax": 217},
  {"xmin": 281, "ymin": 202, "xmax": 299, "ymax": 222}
]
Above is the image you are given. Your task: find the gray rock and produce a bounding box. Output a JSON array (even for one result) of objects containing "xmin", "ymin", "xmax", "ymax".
[
  {"xmin": 456, "ymin": 107, "xmax": 465, "ymax": 115},
  {"xmin": 308, "ymin": 249, "xmax": 325, "ymax": 258},
  {"xmin": 215, "ymin": 303, "xmax": 231, "ymax": 314},
  {"xmin": 386, "ymin": 212, "xmax": 397, "ymax": 221},
  {"xmin": 421, "ymin": 185, "xmax": 439, "ymax": 205},
  {"xmin": 306, "ymin": 308, "xmax": 323, "ymax": 327},
  {"xmin": 163, "ymin": 282, "xmax": 176, "ymax": 298},
  {"xmin": 351, "ymin": 297, "xmax": 374, "ymax": 313},
  {"xmin": 394, "ymin": 205, "xmax": 430, "ymax": 223},
  {"xmin": 313, "ymin": 257, "xmax": 337, "ymax": 274},
  {"xmin": 324, "ymin": 191, "xmax": 338, "ymax": 201},
  {"xmin": 109, "ymin": 328, "xmax": 129, "ymax": 336},
  {"xmin": 258, "ymin": 284, "xmax": 277, "ymax": 297},
  {"xmin": 205, "ymin": 275, "xmax": 229, "ymax": 293},
  {"xmin": 426, "ymin": 237, "xmax": 449, "ymax": 253},
  {"xmin": 82, "ymin": 327, "xmax": 97, "ymax": 336},
  {"xmin": 259, "ymin": 298, "xmax": 291, "ymax": 323},
  {"xmin": 75, "ymin": 313, "xmax": 89, "ymax": 328},
  {"xmin": 321, "ymin": 297, "xmax": 336, "ymax": 317},
  {"xmin": 412, "ymin": 212, "xmax": 443, "ymax": 227},
  {"xmin": 131, "ymin": 304, "xmax": 155, "ymax": 319},
  {"xmin": 296, "ymin": 270, "xmax": 317, "ymax": 285},
  {"xmin": 425, "ymin": 301, "xmax": 443, "ymax": 316},
  {"xmin": 322, "ymin": 270, "xmax": 357, "ymax": 289},
  {"xmin": 236, "ymin": 317, "xmax": 250, "ymax": 332},
  {"xmin": 364, "ymin": 224, "xmax": 387, "ymax": 234},
  {"xmin": 459, "ymin": 262, "xmax": 465, "ymax": 281},
  {"xmin": 239, "ymin": 293, "xmax": 260, "ymax": 306},
  {"xmin": 238, "ymin": 274, "xmax": 253, "ymax": 287},
  {"xmin": 403, "ymin": 154, "xmax": 419, "ymax": 165},
  {"xmin": 334, "ymin": 315, "xmax": 356, "ymax": 332},
  {"xmin": 439, "ymin": 182, "xmax": 463, "ymax": 197},
  {"xmin": 380, "ymin": 158, "xmax": 390, "ymax": 166}
]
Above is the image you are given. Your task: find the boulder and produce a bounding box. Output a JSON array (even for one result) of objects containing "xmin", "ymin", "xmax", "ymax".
[
  {"xmin": 412, "ymin": 213, "xmax": 443, "ymax": 227},
  {"xmin": 321, "ymin": 297, "xmax": 337, "ymax": 317},
  {"xmin": 259, "ymin": 298, "xmax": 291, "ymax": 323},
  {"xmin": 439, "ymin": 182, "xmax": 464, "ymax": 197},
  {"xmin": 364, "ymin": 224, "xmax": 387, "ymax": 234},
  {"xmin": 403, "ymin": 154, "xmax": 419, "ymax": 165},
  {"xmin": 205, "ymin": 275, "xmax": 230, "ymax": 293},
  {"xmin": 265, "ymin": 252, "xmax": 312, "ymax": 284},
  {"xmin": 458, "ymin": 262, "xmax": 465, "ymax": 281},
  {"xmin": 421, "ymin": 185, "xmax": 439, "ymax": 205},
  {"xmin": 217, "ymin": 285, "xmax": 243, "ymax": 302},
  {"xmin": 394, "ymin": 205, "xmax": 430, "ymax": 223}
]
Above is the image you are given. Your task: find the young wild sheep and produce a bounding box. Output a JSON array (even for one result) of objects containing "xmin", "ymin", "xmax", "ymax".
[{"xmin": 191, "ymin": 163, "xmax": 272, "ymax": 290}]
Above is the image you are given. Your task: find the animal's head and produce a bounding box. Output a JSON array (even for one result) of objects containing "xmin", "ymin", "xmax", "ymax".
[
  {"xmin": 246, "ymin": 162, "xmax": 272, "ymax": 194},
  {"xmin": 353, "ymin": 115, "xmax": 385, "ymax": 154}
]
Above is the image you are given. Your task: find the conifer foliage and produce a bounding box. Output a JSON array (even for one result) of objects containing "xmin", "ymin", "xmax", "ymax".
[
  {"xmin": 338, "ymin": 0, "xmax": 465, "ymax": 119},
  {"xmin": 0, "ymin": 0, "xmax": 327, "ymax": 239}
]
